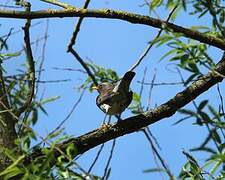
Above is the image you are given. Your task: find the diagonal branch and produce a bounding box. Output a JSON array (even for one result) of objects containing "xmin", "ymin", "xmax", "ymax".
[
  {"xmin": 0, "ymin": 8, "xmax": 225, "ymax": 50},
  {"xmin": 67, "ymin": 0, "xmax": 98, "ymax": 85},
  {"xmin": 27, "ymin": 53, "xmax": 225, "ymax": 165},
  {"xmin": 40, "ymin": 0, "xmax": 74, "ymax": 9},
  {"xmin": 129, "ymin": 4, "xmax": 178, "ymax": 72},
  {"xmin": 69, "ymin": 48, "xmax": 98, "ymax": 86},
  {"xmin": 16, "ymin": 4, "xmax": 35, "ymax": 117},
  {"xmin": 67, "ymin": 0, "xmax": 91, "ymax": 50}
]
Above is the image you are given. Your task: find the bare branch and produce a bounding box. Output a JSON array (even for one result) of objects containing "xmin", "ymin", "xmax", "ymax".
[
  {"xmin": 66, "ymin": 0, "xmax": 98, "ymax": 86},
  {"xmin": 146, "ymin": 69, "xmax": 156, "ymax": 110},
  {"xmin": 40, "ymin": 0, "xmax": 74, "ymax": 9},
  {"xmin": 88, "ymin": 143, "xmax": 105, "ymax": 173},
  {"xmin": 70, "ymin": 48, "xmax": 98, "ymax": 86},
  {"xmin": 0, "ymin": 8, "xmax": 225, "ymax": 50},
  {"xmin": 16, "ymin": 3, "xmax": 35, "ymax": 117},
  {"xmin": 129, "ymin": 4, "xmax": 178, "ymax": 71},
  {"xmin": 143, "ymin": 129, "xmax": 174, "ymax": 179},
  {"xmin": 67, "ymin": 0, "xmax": 91, "ymax": 50},
  {"xmin": 102, "ymin": 139, "xmax": 116, "ymax": 180}
]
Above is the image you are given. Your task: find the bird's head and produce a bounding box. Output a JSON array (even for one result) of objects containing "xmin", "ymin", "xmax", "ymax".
[{"xmin": 92, "ymin": 82, "xmax": 114, "ymax": 94}]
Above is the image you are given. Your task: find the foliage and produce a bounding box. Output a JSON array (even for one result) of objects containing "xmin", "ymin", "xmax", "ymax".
[{"xmin": 0, "ymin": 0, "xmax": 225, "ymax": 179}]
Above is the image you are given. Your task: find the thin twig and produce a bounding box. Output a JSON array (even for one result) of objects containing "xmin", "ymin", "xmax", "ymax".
[
  {"xmin": 67, "ymin": 0, "xmax": 91, "ymax": 50},
  {"xmin": 128, "ymin": 4, "xmax": 179, "ymax": 72},
  {"xmin": 216, "ymin": 84, "xmax": 225, "ymax": 139},
  {"xmin": 146, "ymin": 127, "xmax": 161, "ymax": 150},
  {"xmin": 88, "ymin": 143, "xmax": 105, "ymax": 173},
  {"xmin": 137, "ymin": 80, "xmax": 196, "ymax": 86},
  {"xmin": 16, "ymin": 3, "xmax": 35, "ymax": 117},
  {"xmin": 36, "ymin": 19, "xmax": 49, "ymax": 95},
  {"xmin": 48, "ymin": 88, "xmax": 86, "ymax": 137},
  {"xmin": 143, "ymin": 129, "xmax": 174, "ymax": 179},
  {"xmin": 102, "ymin": 139, "xmax": 116, "ymax": 180},
  {"xmin": 69, "ymin": 48, "xmax": 98, "ymax": 85},
  {"xmin": 139, "ymin": 67, "xmax": 147, "ymax": 98},
  {"xmin": 40, "ymin": 0, "xmax": 74, "ymax": 9},
  {"xmin": 0, "ymin": 28, "xmax": 13, "ymax": 50},
  {"xmin": 146, "ymin": 69, "xmax": 156, "ymax": 110},
  {"xmin": 6, "ymin": 76, "xmax": 71, "ymax": 83},
  {"xmin": 144, "ymin": 128, "xmax": 164, "ymax": 180},
  {"xmin": 52, "ymin": 67, "xmax": 87, "ymax": 74},
  {"xmin": 67, "ymin": 0, "xmax": 97, "ymax": 86},
  {"xmin": 0, "ymin": 21, "xmax": 42, "ymax": 39},
  {"xmin": 138, "ymin": 67, "xmax": 147, "ymax": 111}
]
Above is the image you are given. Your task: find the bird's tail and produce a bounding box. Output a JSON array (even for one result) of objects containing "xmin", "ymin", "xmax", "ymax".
[
  {"xmin": 113, "ymin": 71, "xmax": 135, "ymax": 92},
  {"xmin": 122, "ymin": 71, "xmax": 135, "ymax": 85}
]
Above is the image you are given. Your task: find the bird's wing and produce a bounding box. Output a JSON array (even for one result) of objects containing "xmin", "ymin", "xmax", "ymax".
[
  {"xmin": 126, "ymin": 91, "xmax": 133, "ymax": 107},
  {"xmin": 96, "ymin": 92, "xmax": 120, "ymax": 106}
]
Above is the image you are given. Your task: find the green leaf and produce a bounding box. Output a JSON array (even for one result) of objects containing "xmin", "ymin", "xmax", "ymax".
[
  {"xmin": 39, "ymin": 105, "xmax": 48, "ymax": 115},
  {"xmin": 190, "ymin": 147, "xmax": 216, "ymax": 154},
  {"xmin": 46, "ymin": 128, "xmax": 64, "ymax": 140},
  {"xmin": 0, "ymin": 155, "xmax": 25, "ymax": 176},
  {"xmin": 198, "ymin": 100, "xmax": 208, "ymax": 111},
  {"xmin": 143, "ymin": 168, "xmax": 165, "ymax": 173},
  {"xmin": 150, "ymin": 0, "xmax": 163, "ymax": 10},
  {"xmin": 159, "ymin": 49, "xmax": 178, "ymax": 61},
  {"xmin": 178, "ymin": 109, "xmax": 197, "ymax": 117},
  {"xmin": 211, "ymin": 130, "xmax": 221, "ymax": 144},
  {"xmin": 219, "ymin": 143, "xmax": 225, "ymax": 151},
  {"xmin": 1, "ymin": 51, "xmax": 21, "ymax": 61},
  {"xmin": 39, "ymin": 96, "xmax": 60, "ymax": 105},
  {"xmin": 132, "ymin": 92, "xmax": 140, "ymax": 102},
  {"xmin": 31, "ymin": 108, "xmax": 38, "ymax": 125},
  {"xmin": 210, "ymin": 160, "xmax": 222, "ymax": 175},
  {"xmin": 66, "ymin": 143, "xmax": 78, "ymax": 159},
  {"xmin": 199, "ymin": 111, "xmax": 211, "ymax": 123},
  {"xmin": 208, "ymin": 105, "xmax": 221, "ymax": 121},
  {"xmin": 184, "ymin": 73, "xmax": 197, "ymax": 86},
  {"xmin": 1, "ymin": 167, "xmax": 23, "ymax": 179},
  {"xmin": 219, "ymin": 9, "xmax": 225, "ymax": 24},
  {"xmin": 155, "ymin": 35, "xmax": 174, "ymax": 47},
  {"xmin": 188, "ymin": 62, "xmax": 199, "ymax": 73}
]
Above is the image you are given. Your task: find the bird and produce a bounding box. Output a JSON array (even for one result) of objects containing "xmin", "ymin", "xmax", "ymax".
[{"xmin": 92, "ymin": 71, "xmax": 135, "ymax": 123}]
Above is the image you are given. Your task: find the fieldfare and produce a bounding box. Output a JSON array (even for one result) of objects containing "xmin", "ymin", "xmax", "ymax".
[{"xmin": 93, "ymin": 71, "xmax": 135, "ymax": 122}]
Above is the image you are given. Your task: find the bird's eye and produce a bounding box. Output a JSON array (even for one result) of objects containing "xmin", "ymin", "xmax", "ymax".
[{"xmin": 98, "ymin": 84, "xmax": 102, "ymax": 89}]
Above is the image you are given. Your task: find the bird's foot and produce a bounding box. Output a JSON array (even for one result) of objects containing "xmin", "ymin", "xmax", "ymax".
[{"xmin": 100, "ymin": 122, "xmax": 109, "ymax": 129}]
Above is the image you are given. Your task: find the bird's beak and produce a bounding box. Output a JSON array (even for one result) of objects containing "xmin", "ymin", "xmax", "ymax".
[{"xmin": 91, "ymin": 85, "xmax": 98, "ymax": 90}]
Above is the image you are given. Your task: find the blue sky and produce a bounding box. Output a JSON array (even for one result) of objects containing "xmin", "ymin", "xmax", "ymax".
[{"xmin": 2, "ymin": 0, "xmax": 224, "ymax": 179}]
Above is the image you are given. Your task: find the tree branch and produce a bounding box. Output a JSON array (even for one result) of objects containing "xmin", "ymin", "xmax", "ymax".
[
  {"xmin": 67, "ymin": 0, "xmax": 91, "ymax": 50},
  {"xmin": 16, "ymin": 4, "xmax": 35, "ymax": 117},
  {"xmin": 69, "ymin": 49, "xmax": 98, "ymax": 86},
  {"xmin": 0, "ymin": 8, "xmax": 225, "ymax": 50},
  {"xmin": 27, "ymin": 53, "xmax": 225, "ymax": 165},
  {"xmin": 40, "ymin": 0, "xmax": 74, "ymax": 9}
]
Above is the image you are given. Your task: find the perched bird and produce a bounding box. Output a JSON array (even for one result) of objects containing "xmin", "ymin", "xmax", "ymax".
[{"xmin": 92, "ymin": 71, "xmax": 135, "ymax": 119}]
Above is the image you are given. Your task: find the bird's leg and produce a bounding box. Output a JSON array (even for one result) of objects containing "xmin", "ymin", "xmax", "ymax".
[
  {"xmin": 107, "ymin": 115, "xmax": 112, "ymax": 124},
  {"xmin": 116, "ymin": 114, "xmax": 122, "ymax": 122},
  {"xmin": 102, "ymin": 113, "xmax": 107, "ymax": 125}
]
